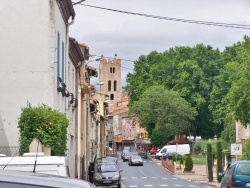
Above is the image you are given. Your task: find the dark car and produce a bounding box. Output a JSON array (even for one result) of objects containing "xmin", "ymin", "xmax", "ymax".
[
  {"xmin": 121, "ymin": 150, "xmax": 130, "ymax": 159},
  {"xmin": 122, "ymin": 152, "xmax": 132, "ymax": 162},
  {"xmin": 219, "ymin": 160, "xmax": 250, "ymax": 188},
  {"xmin": 138, "ymin": 151, "xmax": 148, "ymax": 159},
  {"xmin": 0, "ymin": 169, "xmax": 96, "ymax": 188},
  {"xmin": 128, "ymin": 155, "xmax": 143, "ymax": 166},
  {"xmin": 93, "ymin": 162, "xmax": 122, "ymax": 188},
  {"xmin": 162, "ymin": 152, "xmax": 183, "ymax": 160},
  {"xmin": 149, "ymin": 148, "xmax": 158, "ymax": 155}
]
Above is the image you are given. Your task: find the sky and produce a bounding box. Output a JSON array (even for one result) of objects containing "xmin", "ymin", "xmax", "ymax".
[{"xmin": 70, "ymin": 0, "xmax": 250, "ymax": 87}]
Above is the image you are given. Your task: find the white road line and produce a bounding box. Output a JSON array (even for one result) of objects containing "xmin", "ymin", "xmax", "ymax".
[
  {"xmin": 188, "ymin": 185, "xmax": 198, "ymax": 187},
  {"xmin": 131, "ymin": 177, "xmax": 137, "ymax": 179},
  {"xmin": 151, "ymin": 177, "xmax": 158, "ymax": 179},
  {"xmin": 161, "ymin": 177, "xmax": 168, "ymax": 179},
  {"xmin": 141, "ymin": 177, "xmax": 147, "ymax": 179},
  {"xmin": 159, "ymin": 184, "xmax": 168, "ymax": 186},
  {"xmin": 174, "ymin": 185, "xmax": 183, "ymax": 187},
  {"xmin": 144, "ymin": 185, "xmax": 153, "ymax": 187},
  {"xmin": 121, "ymin": 177, "xmax": 127, "ymax": 179},
  {"xmin": 129, "ymin": 185, "xmax": 138, "ymax": 187}
]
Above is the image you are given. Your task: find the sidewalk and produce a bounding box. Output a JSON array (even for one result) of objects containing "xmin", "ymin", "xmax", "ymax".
[{"xmin": 173, "ymin": 165, "xmax": 220, "ymax": 187}]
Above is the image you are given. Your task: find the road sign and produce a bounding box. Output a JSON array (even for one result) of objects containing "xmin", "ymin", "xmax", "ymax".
[{"xmin": 231, "ymin": 144, "xmax": 242, "ymax": 155}]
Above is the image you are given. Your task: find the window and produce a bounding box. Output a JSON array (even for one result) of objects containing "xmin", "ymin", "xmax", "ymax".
[
  {"xmin": 114, "ymin": 81, "xmax": 117, "ymax": 91},
  {"xmin": 57, "ymin": 33, "xmax": 60, "ymax": 81},
  {"xmin": 110, "ymin": 94, "xmax": 114, "ymax": 100},
  {"xmin": 61, "ymin": 42, "xmax": 65, "ymax": 82},
  {"xmin": 110, "ymin": 67, "xmax": 115, "ymax": 73},
  {"xmin": 108, "ymin": 80, "xmax": 111, "ymax": 91}
]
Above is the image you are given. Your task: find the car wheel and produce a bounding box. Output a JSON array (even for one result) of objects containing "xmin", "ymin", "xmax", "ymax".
[
  {"xmin": 159, "ymin": 156, "xmax": 162, "ymax": 160},
  {"xmin": 123, "ymin": 159, "xmax": 125, "ymax": 162}
]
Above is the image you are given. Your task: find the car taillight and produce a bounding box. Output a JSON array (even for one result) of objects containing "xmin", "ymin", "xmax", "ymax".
[{"xmin": 230, "ymin": 179, "xmax": 235, "ymax": 188}]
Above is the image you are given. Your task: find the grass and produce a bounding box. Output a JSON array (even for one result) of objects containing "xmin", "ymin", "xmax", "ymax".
[{"xmin": 191, "ymin": 154, "xmax": 207, "ymax": 165}]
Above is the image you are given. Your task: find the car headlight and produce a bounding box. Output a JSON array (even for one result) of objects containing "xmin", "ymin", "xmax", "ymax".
[
  {"xmin": 113, "ymin": 174, "xmax": 120, "ymax": 180},
  {"xmin": 94, "ymin": 173, "xmax": 102, "ymax": 180}
]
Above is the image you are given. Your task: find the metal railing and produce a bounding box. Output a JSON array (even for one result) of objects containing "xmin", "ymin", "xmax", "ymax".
[{"xmin": 0, "ymin": 146, "xmax": 20, "ymax": 156}]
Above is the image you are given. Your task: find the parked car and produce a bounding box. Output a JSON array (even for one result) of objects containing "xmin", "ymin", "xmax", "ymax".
[
  {"xmin": 96, "ymin": 157, "xmax": 118, "ymax": 164},
  {"xmin": 0, "ymin": 169, "xmax": 96, "ymax": 188},
  {"xmin": 122, "ymin": 152, "xmax": 132, "ymax": 162},
  {"xmin": 93, "ymin": 162, "xmax": 122, "ymax": 188},
  {"xmin": 138, "ymin": 151, "xmax": 148, "ymax": 159},
  {"xmin": 219, "ymin": 160, "xmax": 250, "ymax": 188},
  {"xmin": 149, "ymin": 148, "xmax": 158, "ymax": 155},
  {"xmin": 128, "ymin": 155, "xmax": 143, "ymax": 166},
  {"xmin": 162, "ymin": 152, "xmax": 183, "ymax": 160}
]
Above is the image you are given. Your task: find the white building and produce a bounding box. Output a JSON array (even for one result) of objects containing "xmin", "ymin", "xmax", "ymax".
[{"xmin": 0, "ymin": 0, "xmax": 79, "ymax": 178}]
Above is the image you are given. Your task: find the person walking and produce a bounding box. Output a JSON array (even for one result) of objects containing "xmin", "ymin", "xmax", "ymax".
[{"xmin": 88, "ymin": 162, "xmax": 94, "ymax": 183}]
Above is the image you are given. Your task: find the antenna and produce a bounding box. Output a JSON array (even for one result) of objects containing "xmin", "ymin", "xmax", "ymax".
[
  {"xmin": 33, "ymin": 141, "xmax": 39, "ymax": 173},
  {"xmin": 2, "ymin": 151, "xmax": 19, "ymax": 170}
]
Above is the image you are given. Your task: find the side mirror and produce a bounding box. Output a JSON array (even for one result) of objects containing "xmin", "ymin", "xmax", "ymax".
[{"xmin": 218, "ymin": 172, "xmax": 224, "ymax": 177}]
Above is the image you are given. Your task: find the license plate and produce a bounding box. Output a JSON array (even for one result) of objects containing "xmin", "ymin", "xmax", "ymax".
[
  {"xmin": 103, "ymin": 181, "xmax": 111, "ymax": 183},
  {"xmin": 245, "ymin": 183, "xmax": 250, "ymax": 187}
]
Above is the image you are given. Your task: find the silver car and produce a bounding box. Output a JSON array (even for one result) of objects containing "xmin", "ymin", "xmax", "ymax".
[
  {"xmin": 0, "ymin": 169, "xmax": 96, "ymax": 188},
  {"xmin": 128, "ymin": 155, "xmax": 143, "ymax": 166},
  {"xmin": 93, "ymin": 162, "xmax": 122, "ymax": 188}
]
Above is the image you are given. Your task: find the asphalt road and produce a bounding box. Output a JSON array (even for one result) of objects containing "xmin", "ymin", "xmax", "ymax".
[{"xmin": 99, "ymin": 152, "xmax": 217, "ymax": 188}]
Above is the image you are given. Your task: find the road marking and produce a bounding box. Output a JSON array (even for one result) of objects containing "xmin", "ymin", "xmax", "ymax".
[
  {"xmin": 159, "ymin": 184, "xmax": 168, "ymax": 186},
  {"xmin": 131, "ymin": 177, "xmax": 137, "ymax": 179},
  {"xmin": 121, "ymin": 177, "xmax": 127, "ymax": 179},
  {"xmin": 141, "ymin": 177, "xmax": 147, "ymax": 179},
  {"xmin": 161, "ymin": 177, "xmax": 168, "ymax": 179},
  {"xmin": 188, "ymin": 185, "xmax": 198, "ymax": 187},
  {"xmin": 144, "ymin": 185, "xmax": 153, "ymax": 187},
  {"xmin": 129, "ymin": 185, "xmax": 138, "ymax": 187},
  {"xmin": 151, "ymin": 177, "xmax": 158, "ymax": 179},
  {"xmin": 174, "ymin": 185, "xmax": 183, "ymax": 187}
]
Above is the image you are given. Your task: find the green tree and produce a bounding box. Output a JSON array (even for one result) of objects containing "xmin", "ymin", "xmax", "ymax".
[
  {"xmin": 150, "ymin": 124, "xmax": 175, "ymax": 147},
  {"xmin": 216, "ymin": 141, "xmax": 223, "ymax": 182},
  {"xmin": 184, "ymin": 155, "xmax": 193, "ymax": 172},
  {"xmin": 241, "ymin": 139, "xmax": 250, "ymax": 160},
  {"xmin": 207, "ymin": 143, "xmax": 213, "ymax": 182},
  {"xmin": 18, "ymin": 102, "xmax": 69, "ymax": 155},
  {"xmin": 129, "ymin": 85, "xmax": 196, "ymax": 137}
]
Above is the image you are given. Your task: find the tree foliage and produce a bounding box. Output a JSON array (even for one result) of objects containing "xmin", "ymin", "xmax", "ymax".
[
  {"xmin": 129, "ymin": 85, "xmax": 196, "ymax": 137},
  {"xmin": 18, "ymin": 102, "xmax": 69, "ymax": 156},
  {"xmin": 125, "ymin": 36, "xmax": 250, "ymax": 142}
]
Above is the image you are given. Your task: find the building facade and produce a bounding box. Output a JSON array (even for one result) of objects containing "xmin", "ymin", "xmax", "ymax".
[{"xmin": 0, "ymin": 0, "xmax": 81, "ymax": 178}]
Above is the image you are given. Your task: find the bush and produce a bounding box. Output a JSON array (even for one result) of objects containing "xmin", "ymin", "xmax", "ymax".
[
  {"xmin": 216, "ymin": 141, "xmax": 223, "ymax": 182},
  {"xmin": 184, "ymin": 155, "xmax": 193, "ymax": 172},
  {"xmin": 207, "ymin": 143, "xmax": 213, "ymax": 182}
]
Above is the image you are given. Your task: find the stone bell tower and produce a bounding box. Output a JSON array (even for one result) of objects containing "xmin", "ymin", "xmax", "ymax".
[{"xmin": 99, "ymin": 58, "xmax": 121, "ymax": 110}]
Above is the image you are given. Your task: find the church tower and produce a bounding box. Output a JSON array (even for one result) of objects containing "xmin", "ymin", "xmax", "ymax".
[{"xmin": 99, "ymin": 58, "xmax": 121, "ymax": 110}]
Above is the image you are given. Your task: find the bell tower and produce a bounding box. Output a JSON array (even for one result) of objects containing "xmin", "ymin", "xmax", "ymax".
[{"xmin": 99, "ymin": 58, "xmax": 121, "ymax": 110}]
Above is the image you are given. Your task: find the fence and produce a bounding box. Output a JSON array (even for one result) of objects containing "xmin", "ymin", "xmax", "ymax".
[{"xmin": 0, "ymin": 146, "xmax": 20, "ymax": 156}]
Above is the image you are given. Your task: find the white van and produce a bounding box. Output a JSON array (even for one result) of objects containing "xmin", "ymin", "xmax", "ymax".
[
  {"xmin": 154, "ymin": 144, "xmax": 190, "ymax": 159},
  {"xmin": 0, "ymin": 154, "xmax": 69, "ymax": 177}
]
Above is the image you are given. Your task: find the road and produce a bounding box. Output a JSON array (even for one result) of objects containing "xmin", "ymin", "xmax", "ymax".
[{"xmin": 100, "ymin": 151, "xmax": 217, "ymax": 188}]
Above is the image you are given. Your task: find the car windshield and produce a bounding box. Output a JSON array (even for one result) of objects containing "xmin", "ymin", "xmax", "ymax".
[
  {"xmin": 132, "ymin": 156, "xmax": 141, "ymax": 159},
  {"xmin": 236, "ymin": 163, "xmax": 250, "ymax": 175},
  {"xmin": 97, "ymin": 164, "xmax": 117, "ymax": 172}
]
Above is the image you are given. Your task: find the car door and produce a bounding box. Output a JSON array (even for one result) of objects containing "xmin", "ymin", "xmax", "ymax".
[{"xmin": 221, "ymin": 165, "xmax": 233, "ymax": 188}]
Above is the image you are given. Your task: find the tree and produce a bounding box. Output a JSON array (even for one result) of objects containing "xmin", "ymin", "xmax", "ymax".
[
  {"xmin": 129, "ymin": 85, "xmax": 196, "ymax": 137},
  {"xmin": 18, "ymin": 102, "xmax": 69, "ymax": 155},
  {"xmin": 207, "ymin": 143, "xmax": 213, "ymax": 182},
  {"xmin": 216, "ymin": 141, "xmax": 223, "ymax": 182},
  {"xmin": 150, "ymin": 124, "xmax": 175, "ymax": 147}
]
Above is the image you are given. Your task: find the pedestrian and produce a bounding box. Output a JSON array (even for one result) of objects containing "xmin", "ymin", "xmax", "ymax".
[{"xmin": 88, "ymin": 162, "xmax": 94, "ymax": 183}]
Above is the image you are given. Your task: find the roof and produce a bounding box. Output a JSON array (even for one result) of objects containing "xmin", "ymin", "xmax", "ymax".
[{"xmin": 0, "ymin": 170, "xmax": 94, "ymax": 188}]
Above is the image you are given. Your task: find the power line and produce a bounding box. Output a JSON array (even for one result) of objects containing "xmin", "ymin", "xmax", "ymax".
[
  {"xmin": 89, "ymin": 54, "xmax": 134, "ymax": 71},
  {"xmin": 79, "ymin": 4, "xmax": 250, "ymax": 30}
]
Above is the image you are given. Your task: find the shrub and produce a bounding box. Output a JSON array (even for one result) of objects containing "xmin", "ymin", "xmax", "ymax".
[
  {"xmin": 216, "ymin": 141, "xmax": 223, "ymax": 182},
  {"xmin": 18, "ymin": 102, "xmax": 69, "ymax": 155},
  {"xmin": 184, "ymin": 155, "xmax": 193, "ymax": 172},
  {"xmin": 207, "ymin": 143, "xmax": 213, "ymax": 182}
]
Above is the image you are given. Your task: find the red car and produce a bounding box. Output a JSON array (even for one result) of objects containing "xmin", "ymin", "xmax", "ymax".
[{"xmin": 149, "ymin": 148, "xmax": 158, "ymax": 155}]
